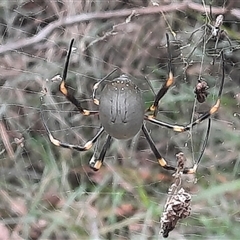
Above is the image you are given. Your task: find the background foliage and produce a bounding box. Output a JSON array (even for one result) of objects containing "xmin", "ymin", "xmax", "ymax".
[{"xmin": 0, "ymin": 0, "xmax": 240, "ymax": 239}]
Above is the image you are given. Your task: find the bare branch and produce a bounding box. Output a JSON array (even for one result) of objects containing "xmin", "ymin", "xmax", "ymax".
[{"xmin": 0, "ymin": 1, "xmax": 237, "ymax": 55}]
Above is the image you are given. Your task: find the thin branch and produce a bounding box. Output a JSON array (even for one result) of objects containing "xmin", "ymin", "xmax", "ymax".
[{"xmin": 0, "ymin": 1, "xmax": 237, "ymax": 55}]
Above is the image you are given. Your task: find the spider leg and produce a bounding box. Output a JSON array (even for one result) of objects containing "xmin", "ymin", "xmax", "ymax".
[
  {"xmin": 218, "ymin": 29, "xmax": 232, "ymax": 51},
  {"xmin": 145, "ymin": 91, "xmax": 218, "ymax": 132},
  {"xmin": 146, "ymin": 52, "xmax": 224, "ymax": 132},
  {"xmin": 188, "ymin": 24, "xmax": 206, "ymax": 44},
  {"xmin": 41, "ymin": 103, "xmax": 104, "ymax": 151},
  {"xmin": 214, "ymin": 32, "xmax": 220, "ymax": 50},
  {"xmin": 142, "ymin": 124, "xmax": 176, "ymax": 172},
  {"xmin": 211, "ymin": 30, "xmax": 232, "ymax": 65},
  {"xmin": 142, "ymin": 119, "xmax": 211, "ymax": 174},
  {"xmin": 182, "ymin": 118, "xmax": 211, "ymax": 174},
  {"xmin": 89, "ymin": 135, "xmax": 112, "ymax": 171},
  {"xmin": 92, "ymin": 68, "xmax": 118, "ymax": 105},
  {"xmin": 211, "ymin": 33, "xmax": 221, "ymax": 65},
  {"xmin": 187, "ymin": 31, "xmax": 209, "ymax": 63},
  {"xmin": 60, "ymin": 39, "xmax": 98, "ymax": 116},
  {"xmin": 223, "ymin": 30, "xmax": 233, "ymax": 50},
  {"xmin": 147, "ymin": 34, "xmax": 174, "ymax": 118},
  {"xmin": 187, "ymin": 21, "xmax": 217, "ymax": 63}
]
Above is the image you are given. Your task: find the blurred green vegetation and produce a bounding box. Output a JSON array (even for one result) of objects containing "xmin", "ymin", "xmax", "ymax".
[{"xmin": 0, "ymin": 0, "xmax": 240, "ymax": 239}]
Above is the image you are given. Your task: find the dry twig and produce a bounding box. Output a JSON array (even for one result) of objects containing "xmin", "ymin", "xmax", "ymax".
[{"xmin": 0, "ymin": 1, "xmax": 238, "ymax": 55}]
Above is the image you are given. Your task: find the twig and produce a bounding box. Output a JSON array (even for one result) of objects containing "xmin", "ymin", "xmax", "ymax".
[
  {"xmin": 0, "ymin": 1, "xmax": 238, "ymax": 55},
  {"xmin": 0, "ymin": 121, "xmax": 14, "ymax": 160}
]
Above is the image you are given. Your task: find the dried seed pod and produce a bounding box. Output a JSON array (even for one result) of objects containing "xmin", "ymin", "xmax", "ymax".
[
  {"xmin": 160, "ymin": 152, "xmax": 192, "ymax": 238},
  {"xmin": 161, "ymin": 188, "xmax": 191, "ymax": 238}
]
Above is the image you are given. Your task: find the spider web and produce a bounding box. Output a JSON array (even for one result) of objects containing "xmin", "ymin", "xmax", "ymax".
[{"xmin": 0, "ymin": 0, "xmax": 240, "ymax": 239}]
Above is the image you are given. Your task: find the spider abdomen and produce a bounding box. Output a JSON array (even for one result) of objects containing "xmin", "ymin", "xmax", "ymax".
[{"xmin": 99, "ymin": 75, "xmax": 144, "ymax": 140}]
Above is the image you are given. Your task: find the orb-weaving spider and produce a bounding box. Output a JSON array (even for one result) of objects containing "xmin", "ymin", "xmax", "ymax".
[
  {"xmin": 41, "ymin": 34, "xmax": 224, "ymax": 174},
  {"xmin": 187, "ymin": 5, "xmax": 231, "ymax": 64}
]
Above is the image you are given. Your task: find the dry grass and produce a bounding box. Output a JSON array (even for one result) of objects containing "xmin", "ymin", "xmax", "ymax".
[{"xmin": 0, "ymin": 0, "xmax": 240, "ymax": 239}]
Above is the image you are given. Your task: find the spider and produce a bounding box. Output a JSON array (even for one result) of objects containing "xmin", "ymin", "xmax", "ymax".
[
  {"xmin": 187, "ymin": 7, "xmax": 232, "ymax": 64},
  {"xmin": 41, "ymin": 34, "xmax": 224, "ymax": 174}
]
